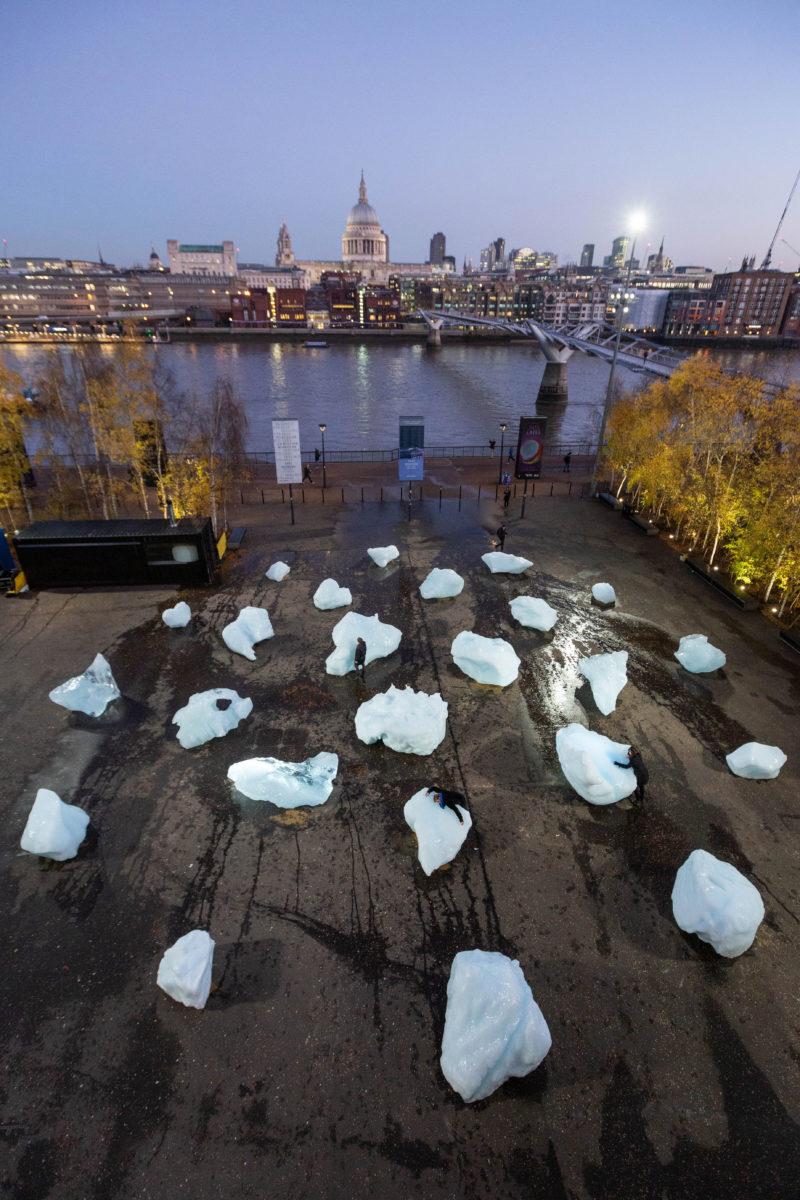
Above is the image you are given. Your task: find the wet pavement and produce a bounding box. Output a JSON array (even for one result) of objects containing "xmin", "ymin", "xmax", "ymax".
[{"xmin": 1, "ymin": 491, "xmax": 799, "ymax": 1199}]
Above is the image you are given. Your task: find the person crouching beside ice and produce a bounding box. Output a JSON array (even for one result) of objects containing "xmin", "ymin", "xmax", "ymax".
[{"xmin": 426, "ymin": 785, "xmax": 465, "ymax": 825}]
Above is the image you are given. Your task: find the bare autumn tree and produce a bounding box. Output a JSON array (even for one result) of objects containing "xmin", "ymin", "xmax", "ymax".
[
  {"xmin": 0, "ymin": 355, "xmax": 35, "ymax": 526},
  {"xmin": 164, "ymin": 378, "xmax": 248, "ymax": 534}
]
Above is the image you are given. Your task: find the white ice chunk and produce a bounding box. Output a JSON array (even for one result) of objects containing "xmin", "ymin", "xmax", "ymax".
[
  {"xmin": 355, "ymin": 684, "xmax": 448, "ymax": 755},
  {"xmin": 482, "ymin": 552, "xmax": 532, "ymax": 575},
  {"xmin": 265, "ymin": 561, "xmax": 290, "ymax": 581},
  {"xmin": 419, "ymin": 568, "xmax": 465, "ymax": 599},
  {"xmin": 672, "ymin": 848, "xmax": 764, "ymax": 958},
  {"xmin": 441, "ymin": 949, "xmax": 551, "ymax": 1103},
  {"xmin": 228, "ymin": 751, "xmax": 338, "ymax": 807},
  {"xmin": 20, "ymin": 787, "xmax": 90, "ymax": 861},
  {"xmin": 555, "ymin": 724, "xmax": 638, "ymax": 805},
  {"xmin": 49, "ymin": 652, "xmax": 121, "ymax": 717},
  {"xmin": 173, "ymin": 688, "xmax": 253, "ymax": 749},
  {"xmin": 674, "ymin": 634, "xmax": 726, "ymax": 674},
  {"xmin": 451, "ymin": 631, "xmax": 520, "ymax": 687},
  {"xmin": 325, "ymin": 611, "xmax": 402, "ymax": 676},
  {"xmin": 157, "ymin": 930, "xmax": 215, "ymax": 1009},
  {"xmin": 404, "ymin": 787, "xmax": 472, "ymax": 874},
  {"xmin": 368, "ymin": 545, "xmax": 399, "ymax": 568},
  {"xmin": 578, "ymin": 649, "xmax": 628, "ymax": 715},
  {"xmin": 162, "ymin": 601, "xmax": 192, "ymax": 628},
  {"xmin": 313, "ymin": 578, "xmax": 352, "ymax": 610},
  {"xmin": 726, "ymin": 742, "xmax": 787, "ymax": 780},
  {"xmin": 222, "ymin": 606, "xmax": 274, "ymax": 660},
  {"xmin": 591, "ymin": 582, "xmax": 616, "ymax": 605},
  {"xmin": 509, "ymin": 596, "xmax": 558, "ymax": 631}
]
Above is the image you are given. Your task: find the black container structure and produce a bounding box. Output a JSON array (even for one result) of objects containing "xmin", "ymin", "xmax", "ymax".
[{"xmin": 14, "ymin": 518, "xmax": 219, "ymax": 589}]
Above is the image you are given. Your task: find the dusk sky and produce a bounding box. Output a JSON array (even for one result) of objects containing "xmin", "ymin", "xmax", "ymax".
[{"xmin": 4, "ymin": 0, "xmax": 800, "ymax": 273}]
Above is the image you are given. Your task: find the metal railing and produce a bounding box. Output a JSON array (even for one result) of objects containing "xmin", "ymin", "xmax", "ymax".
[{"xmin": 242, "ymin": 442, "xmax": 595, "ymax": 465}]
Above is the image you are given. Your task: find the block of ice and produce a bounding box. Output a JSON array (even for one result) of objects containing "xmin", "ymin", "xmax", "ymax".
[
  {"xmin": 578, "ymin": 650, "xmax": 628, "ymax": 715},
  {"xmin": 591, "ymin": 582, "xmax": 616, "ymax": 606},
  {"xmin": 482, "ymin": 552, "xmax": 532, "ymax": 575},
  {"xmin": 451, "ymin": 631, "xmax": 520, "ymax": 687},
  {"xmin": 355, "ymin": 684, "xmax": 448, "ymax": 755},
  {"xmin": 325, "ymin": 611, "xmax": 402, "ymax": 676},
  {"xmin": 672, "ymin": 849, "xmax": 764, "ymax": 958},
  {"xmin": 404, "ymin": 787, "xmax": 472, "ymax": 874},
  {"xmin": 440, "ymin": 949, "xmax": 551, "ymax": 1103},
  {"xmin": 555, "ymin": 724, "xmax": 638, "ymax": 805},
  {"xmin": 368, "ymin": 545, "xmax": 399, "ymax": 568},
  {"xmin": 509, "ymin": 596, "xmax": 558, "ymax": 631},
  {"xmin": 265, "ymin": 561, "xmax": 290, "ymax": 581},
  {"xmin": 173, "ymin": 688, "xmax": 253, "ymax": 749},
  {"xmin": 222, "ymin": 606, "xmax": 274, "ymax": 661},
  {"xmin": 49, "ymin": 652, "xmax": 121, "ymax": 717},
  {"xmin": 674, "ymin": 634, "xmax": 726, "ymax": 674},
  {"xmin": 313, "ymin": 578, "xmax": 352, "ymax": 610},
  {"xmin": 726, "ymin": 742, "xmax": 787, "ymax": 779},
  {"xmin": 162, "ymin": 601, "xmax": 192, "ymax": 628},
  {"xmin": 228, "ymin": 751, "xmax": 338, "ymax": 807},
  {"xmin": 420, "ymin": 568, "xmax": 464, "ymax": 599},
  {"xmin": 20, "ymin": 787, "xmax": 90, "ymax": 861},
  {"xmin": 157, "ymin": 930, "xmax": 215, "ymax": 1009}
]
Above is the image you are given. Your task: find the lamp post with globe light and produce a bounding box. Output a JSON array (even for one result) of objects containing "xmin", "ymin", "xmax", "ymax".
[
  {"xmin": 318, "ymin": 423, "xmax": 327, "ymax": 489},
  {"xmin": 497, "ymin": 423, "xmax": 507, "ymax": 485}
]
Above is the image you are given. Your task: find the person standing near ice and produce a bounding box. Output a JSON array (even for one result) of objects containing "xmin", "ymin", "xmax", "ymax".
[
  {"xmin": 614, "ymin": 745, "xmax": 649, "ymax": 806},
  {"xmin": 426, "ymin": 785, "xmax": 466, "ymax": 825},
  {"xmin": 503, "ymin": 487, "xmax": 511, "ymax": 510},
  {"xmin": 353, "ymin": 636, "xmax": 367, "ymax": 677},
  {"xmin": 563, "ymin": 452, "xmax": 571, "ymax": 473},
  {"xmin": 496, "ymin": 523, "xmax": 508, "ymax": 550}
]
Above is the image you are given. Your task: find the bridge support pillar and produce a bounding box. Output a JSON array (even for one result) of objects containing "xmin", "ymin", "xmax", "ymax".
[
  {"xmin": 426, "ymin": 327, "xmax": 441, "ymax": 348},
  {"xmin": 537, "ymin": 361, "xmax": 568, "ymax": 401}
]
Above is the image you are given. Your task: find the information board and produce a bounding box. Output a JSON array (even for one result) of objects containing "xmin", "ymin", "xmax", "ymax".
[
  {"xmin": 398, "ymin": 415, "xmax": 425, "ymax": 481},
  {"xmin": 272, "ymin": 419, "xmax": 302, "ymax": 484},
  {"xmin": 514, "ymin": 417, "xmax": 547, "ymax": 479}
]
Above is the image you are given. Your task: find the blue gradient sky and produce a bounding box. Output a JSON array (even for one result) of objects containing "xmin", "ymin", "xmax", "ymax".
[{"xmin": 3, "ymin": 0, "xmax": 799, "ymax": 273}]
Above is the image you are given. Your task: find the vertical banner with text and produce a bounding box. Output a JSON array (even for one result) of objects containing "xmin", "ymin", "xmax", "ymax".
[
  {"xmin": 272, "ymin": 419, "xmax": 302, "ymax": 484},
  {"xmin": 398, "ymin": 415, "xmax": 425, "ymax": 481},
  {"xmin": 514, "ymin": 417, "xmax": 547, "ymax": 479}
]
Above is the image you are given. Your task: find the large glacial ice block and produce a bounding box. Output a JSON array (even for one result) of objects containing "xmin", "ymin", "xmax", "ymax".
[
  {"xmin": 440, "ymin": 950, "xmax": 551, "ymax": 1103},
  {"xmin": 326, "ymin": 611, "xmax": 401, "ymax": 676},
  {"xmin": 420, "ymin": 568, "xmax": 464, "ymax": 599},
  {"xmin": 672, "ymin": 849, "xmax": 764, "ymax": 957},
  {"xmin": 555, "ymin": 724, "xmax": 638, "ymax": 805},
  {"xmin": 368, "ymin": 545, "xmax": 399, "ymax": 568},
  {"xmin": 49, "ymin": 652, "xmax": 121, "ymax": 717},
  {"xmin": 20, "ymin": 788, "xmax": 90, "ymax": 861},
  {"xmin": 313, "ymin": 578, "xmax": 352, "ymax": 610},
  {"xmin": 157, "ymin": 930, "xmax": 215, "ymax": 1009},
  {"xmin": 451, "ymin": 631, "xmax": 520, "ymax": 687},
  {"xmin": 228, "ymin": 751, "xmax": 338, "ymax": 807},
  {"xmin": 509, "ymin": 596, "xmax": 558, "ymax": 631},
  {"xmin": 482, "ymin": 552, "xmax": 532, "ymax": 575},
  {"xmin": 173, "ymin": 688, "xmax": 253, "ymax": 749},
  {"xmin": 404, "ymin": 787, "xmax": 472, "ymax": 875},
  {"xmin": 591, "ymin": 582, "xmax": 616, "ymax": 607},
  {"xmin": 162, "ymin": 601, "xmax": 192, "ymax": 628},
  {"xmin": 674, "ymin": 634, "xmax": 726, "ymax": 674},
  {"xmin": 222, "ymin": 606, "xmax": 274, "ymax": 660},
  {"xmin": 578, "ymin": 650, "xmax": 628, "ymax": 715},
  {"xmin": 726, "ymin": 742, "xmax": 787, "ymax": 780},
  {"xmin": 265, "ymin": 561, "xmax": 290, "ymax": 581},
  {"xmin": 355, "ymin": 685, "xmax": 448, "ymax": 755}
]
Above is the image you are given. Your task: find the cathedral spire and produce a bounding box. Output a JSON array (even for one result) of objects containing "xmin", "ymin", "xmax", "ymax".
[{"xmin": 358, "ymin": 170, "xmax": 367, "ymax": 204}]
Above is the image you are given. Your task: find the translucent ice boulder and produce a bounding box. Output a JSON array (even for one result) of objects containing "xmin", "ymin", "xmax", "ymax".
[
  {"xmin": 591, "ymin": 582, "xmax": 616, "ymax": 606},
  {"xmin": 482, "ymin": 552, "xmax": 532, "ymax": 575},
  {"xmin": 162, "ymin": 601, "xmax": 192, "ymax": 628},
  {"xmin": 222, "ymin": 606, "xmax": 274, "ymax": 661},
  {"xmin": 265, "ymin": 561, "xmax": 290, "ymax": 581},
  {"xmin": 404, "ymin": 787, "xmax": 472, "ymax": 875},
  {"xmin": 726, "ymin": 742, "xmax": 787, "ymax": 780},
  {"xmin": 228, "ymin": 751, "xmax": 338, "ymax": 807},
  {"xmin": 674, "ymin": 634, "xmax": 726, "ymax": 674},
  {"xmin": 325, "ymin": 611, "xmax": 402, "ymax": 676},
  {"xmin": 420, "ymin": 568, "xmax": 464, "ymax": 599},
  {"xmin": 368, "ymin": 545, "xmax": 399, "ymax": 568},
  {"xmin": 49, "ymin": 652, "xmax": 121, "ymax": 717},
  {"xmin": 172, "ymin": 688, "xmax": 253, "ymax": 749},
  {"xmin": 157, "ymin": 930, "xmax": 215, "ymax": 1009},
  {"xmin": 20, "ymin": 787, "xmax": 90, "ymax": 861},
  {"xmin": 440, "ymin": 950, "xmax": 551, "ymax": 1103},
  {"xmin": 313, "ymin": 578, "xmax": 352, "ymax": 610},
  {"xmin": 555, "ymin": 724, "xmax": 638, "ymax": 805},
  {"xmin": 355, "ymin": 684, "xmax": 448, "ymax": 755},
  {"xmin": 672, "ymin": 849, "xmax": 764, "ymax": 958},
  {"xmin": 578, "ymin": 650, "xmax": 628, "ymax": 715},
  {"xmin": 509, "ymin": 596, "xmax": 558, "ymax": 631},
  {"xmin": 451, "ymin": 631, "xmax": 520, "ymax": 687}
]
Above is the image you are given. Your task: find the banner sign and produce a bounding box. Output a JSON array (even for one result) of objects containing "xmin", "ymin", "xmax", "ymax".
[
  {"xmin": 272, "ymin": 419, "xmax": 302, "ymax": 484},
  {"xmin": 398, "ymin": 415, "xmax": 425, "ymax": 481},
  {"xmin": 514, "ymin": 417, "xmax": 547, "ymax": 478}
]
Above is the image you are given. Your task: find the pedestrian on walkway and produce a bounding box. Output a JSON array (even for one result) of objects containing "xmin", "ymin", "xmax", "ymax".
[
  {"xmin": 503, "ymin": 486, "xmax": 511, "ymax": 509},
  {"xmin": 426, "ymin": 785, "xmax": 466, "ymax": 824},
  {"xmin": 614, "ymin": 746, "xmax": 649, "ymax": 807},
  {"xmin": 563, "ymin": 452, "xmax": 571, "ymax": 473},
  {"xmin": 353, "ymin": 636, "xmax": 367, "ymax": 677},
  {"xmin": 496, "ymin": 523, "xmax": 507, "ymax": 550},
  {"xmin": 314, "ymin": 447, "xmax": 321, "ymax": 463},
  {"xmin": 303, "ymin": 464, "xmax": 313, "ymax": 484},
  {"xmin": 489, "ymin": 439, "xmax": 496, "ymax": 456},
  {"xmin": 508, "ymin": 447, "xmax": 514, "ymax": 462}
]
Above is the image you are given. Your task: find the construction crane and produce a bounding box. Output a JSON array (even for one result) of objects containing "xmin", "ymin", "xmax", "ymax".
[
  {"xmin": 760, "ymin": 166, "xmax": 800, "ymax": 269},
  {"xmin": 779, "ymin": 236, "xmax": 800, "ymax": 262}
]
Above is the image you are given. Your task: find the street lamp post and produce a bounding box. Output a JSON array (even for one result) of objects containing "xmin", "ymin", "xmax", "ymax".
[
  {"xmin": 497, "ymin": 423, "xmax": 507, "ymax": 485},
  {"xmin": 319, "ymin": 423, "xmax": 327, "ymax": 489}
]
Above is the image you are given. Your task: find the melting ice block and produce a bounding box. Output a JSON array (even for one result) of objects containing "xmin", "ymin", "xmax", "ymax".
[
  {"xmin": 591, "ymin": 582, "xmax": 616, "ymax": 606},
  {"xmin": 509, "ymin": 596, "xmax": 558, "ymax": 631},
  {"xmin": 162, "ymin": 601, "xmax": 192, "ymax": 628},
  {"xmin": 313, "ymin": 578, "xmax": 352, "ymax": 610},
  {"xmin": 355, "ymin": 684, "xmax": 448, "ymax": 755},
  {"xmin": 20, "ymin": 788, "xmax": 90, "ymax": 861},
  {"xmin": 420, "ymin": 568, "xmax": 464, "ymax": 599},
  {"xmin": 173, "ymin": 688, "xmax": 252, "ymax": 749},
  {"xmin": 404, "ymin": 787, "xmax": 472, "ymax": 874},
  {"xmin": 157, "ymin": 930, "xmax": 215, "ymax": 1009},
  {"xmin": 555, "ymin": 724, "xmax": 637, "ymax": 805},
  {"xmin": 441, "ymin": 950, "xmax": 551, "ymax": 1103},
  {"xmin": 49, "ymin": 652, "xmax": 121, "ymax": 717},
  {"xmin": 368, "ymin": 545, "xmax": 399, "ymax": 568},
  {"xmin": 266, "ymin": 561, "xmax": 290, "ymax": 581},
  {"xmin": 482, "ymin": 552, "xmax": 532, "ymax": 575},
  {"xmin": 326, "ymin": 611, "xmax": 401, "ymax": 675},
  {"xmin": 726, "ymin": 742, "xmax": 787, "ymax": 780},
  {"xmin": 228, "ymin": 751, "xmax": 338, "ymax": 807},
  {"xmin": 222, "ymin": 606, "xmax": 274, "ymax": 660},
  {"xmin": 672, "ymin": 849, "xmax": 764, "ymax": 958},
  {"xmin": 674, "ymin": 634, "xmax": 726, "ymax": 674},
  {"xmin": 578, "ymin": 650, "xmax": 628, "ymax": 715},
  {"xmin": 451, "ymin": 631, "xmax": 520, "ymax": 687}
]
